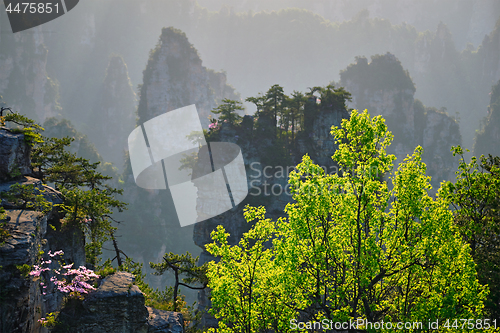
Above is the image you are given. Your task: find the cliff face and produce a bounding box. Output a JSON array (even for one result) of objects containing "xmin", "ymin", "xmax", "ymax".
[
  {"xmin": 0, "ymin": 128, "xmax": 184, "ymax": 333},
  {"xmin": 0, "ymin": 129, "xmax": 32, "ymax": 181},
  {"xmin": 88, "ymin": 56, "xmax": 137, "ymax": 170},
  {"xmin": 340, "ymin": 53, "xmax": 416, "ymax": 160},
  {"xmin": 116, "ymin": 27, "xmax": 241, "ymax": 296},
  {"xmin": 52, "ymin": 272, "xmax": 184, "ymax": 333},
  {"xmin": 474, "ymin": 80, "xmax": 500, "ymax": 158},
  {"xmin": 411, "ymin": 23, "xmax": 478, "ymax": 151},
  {"xmin": 0, "ymin": 11, "xmax": 60, "ymax": 123},
  {"xmin": 137, "ymin": 27, "xmax": 239, "ymax": 128},
  {"xmin": 0, "ymin": 128, "xmax": 84, "ymax": 332},
  {"xmin": 422, "ymin": 108, "xmax": 462, "ymax": 188},
  {"xmin": 340, "ymin": 53, "xmax": 461, "ymax": 187},
  {"xmin": 0, "ymin": 175, "xmax": 84, "ymax": 333},
  {"xmin": 54, "ymin": 272, "xmax": 149, "ymax": 333}
]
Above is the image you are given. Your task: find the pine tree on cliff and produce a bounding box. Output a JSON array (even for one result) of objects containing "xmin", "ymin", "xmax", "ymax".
[
  {"xmin": 264, "ymin": 84, "xmax": 286, "ymax": 138},
  {"xmin": 211, "ymin": 99, "xmax": 244, "ymax": 126}
]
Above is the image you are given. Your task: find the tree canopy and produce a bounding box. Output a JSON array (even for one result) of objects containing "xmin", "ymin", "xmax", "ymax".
[{"xmin": 205, "ymin": 109, "xmax": 485, "ymax": 333}]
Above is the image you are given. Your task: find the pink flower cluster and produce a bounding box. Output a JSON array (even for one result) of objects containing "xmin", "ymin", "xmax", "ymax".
[
  {"xmin": 208, "ymin": 121, "xmax": 220, "ymax": 130},
  {"xmin": 29, "ymin": 250, "xmax": 99, "ymax": 296}
]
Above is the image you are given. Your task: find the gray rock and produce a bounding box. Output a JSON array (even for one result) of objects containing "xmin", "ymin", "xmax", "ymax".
[
  {"xmin": 0, "ymin": 173, "xmax": 84, "ymax": 333},
  {"xmin": 51, "ymin": 272, "xmax": 149, "ymax": 333},
  {"xmin": 147, "ymin": 307, "xmax": 184, "ymax": 333},
  {"xmin": 76, "ymin": 272, "xmax": 149, "ymax": 333},
  {"xmin": 0, "ymin": 129, "xmax": 32, "ymax": 181},
  {"xmin": 137, "ymin": 27, "xmax": 239, "ymax": 129},
  {"xmin": 0, "ymin": 209, "xmax": 45, "ymax": 266},
  {"xmin": 0, "ymin": 176, "xmax": 63, "ymax": 208}
]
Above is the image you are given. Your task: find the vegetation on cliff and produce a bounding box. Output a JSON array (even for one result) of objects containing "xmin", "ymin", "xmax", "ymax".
[
  {"xmin": 442, "ymin": 148, "xmax": 500, "ymax": 319},
  {"xmin": 205, "ymin": 110, "xmax": 488, "ymax": 332}
]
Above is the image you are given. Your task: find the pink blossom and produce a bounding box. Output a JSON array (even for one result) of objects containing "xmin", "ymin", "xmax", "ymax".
[
  {"xmin": 30, "ymin": 249, "xmax": 100, "ymax": 299},
  {"xmin": 49, "ymin": 250, "xmax": 64, "ymax": 257}
]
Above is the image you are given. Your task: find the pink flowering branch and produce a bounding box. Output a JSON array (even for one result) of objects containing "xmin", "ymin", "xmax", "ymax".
[{"xmin": 29, "ymin": 250, "xmax": 99, "ymax": 298}]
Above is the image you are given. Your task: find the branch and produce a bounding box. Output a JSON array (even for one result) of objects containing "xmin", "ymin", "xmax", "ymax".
[{"xmin": 178, "ymin": 282, "xmax": 207, "ymax": 290}]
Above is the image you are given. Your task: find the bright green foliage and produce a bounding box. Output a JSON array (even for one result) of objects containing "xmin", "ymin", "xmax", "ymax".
[
  {"xmin": 211, "ymin": 99, "xmax": 244, "ymax": 126},
  {"xmin": 38, "ymin": 312, "xmax": 60, "ymax": 329},
  {"xmin": 206, "ymin": 110, "xmax": 485, "ymax": 333},
  {"xmin": 441, "ymin": 148, "xmax": 500, "ymax": 318},
  {"xmin": 206, "ymin": 207, "xmax": 298, "ymax": 333}
]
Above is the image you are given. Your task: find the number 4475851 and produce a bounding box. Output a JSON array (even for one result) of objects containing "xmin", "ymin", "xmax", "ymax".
[
  {"xmin": 442, "ymin": 319, "xmax": 497, "ymax": 330},
  {"xmin": 5, "ymin": 2, "xmax": 59, "ymax": 14}
]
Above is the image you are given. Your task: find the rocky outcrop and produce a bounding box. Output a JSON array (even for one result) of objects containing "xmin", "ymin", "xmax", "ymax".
[
  {"xmin": 296, "ymin": 98, "xmax": 350, "ymax": 167},
  {"xmin": 340, "ymin": 53, "xmax": 416, "ymax": 161},
  {"xmin": 54, "ymin": 272, "xmax": 184, "ymax": 333},
  {"xmin": 116, "ymin": 26, "xmax": 241, "ymax": 296},
  {"xmin": 147, "ymin": 307, "xmax": 184, "ymax": 333},
  {"xmin": 0, "ymin": 126, "xmax": 181, "ymax": 333},
  {"xmin": 58, "ymin": 272, "xmax": 149, "ymax": 333},
  {"xmin": 422, "ymin": 108, "xmax": 462, "ymax": 188},
  {"xmin": 0, "ymin": 128, "xmax": 31, "ymax": 181},
  {"xmin": 89, "ymin": 55, "xmax": 137, "ymax": 170},
  {"xmin": 0, "ymin": 176, "xmax": 84, "ymax": 333},
  {"xmin": 0, "ymin": 207, "xmax": 48, "ymax": 333},
  {"xmin": 340, "ymin": 53, "xmax": 461, "ymax": 186},
  {"xmin": 474, "ymin": 80, "xmax": 500, "ymax": 158},
  {"xmin": 137, "ymin": 27, "xmax": 240, "ymax": 128}
]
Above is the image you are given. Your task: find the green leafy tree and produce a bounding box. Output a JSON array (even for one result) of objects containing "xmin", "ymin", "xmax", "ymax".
[
  {"xmin": 206, "ymin": 209, "xmax": 297, "ymax": 333},
  {"xmin": 206, "ymin": 110, "xmax": 485, "ymax": 333},
  {"xmin": 211, "ymin": 99, "xmax": 244, "ymax": 126},
  {"xmin": 441, "ymin": 149, "xmax": 500, "ymax": 318}
]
